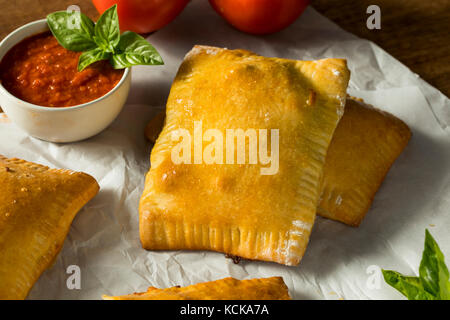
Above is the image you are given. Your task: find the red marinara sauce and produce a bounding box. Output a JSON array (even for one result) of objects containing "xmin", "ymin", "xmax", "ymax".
[{"xmin": 0, "ymin": 31, "xmax": 124, "ymax": 107}]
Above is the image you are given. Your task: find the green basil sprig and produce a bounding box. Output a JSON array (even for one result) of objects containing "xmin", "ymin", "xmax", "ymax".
[
  {"xmin": 47, "ymin": 5, "xmax": 163, "ymax": 71},
  {"xmin": 382, "ymin": 229, "xmax": 450, "ymax": 300}
]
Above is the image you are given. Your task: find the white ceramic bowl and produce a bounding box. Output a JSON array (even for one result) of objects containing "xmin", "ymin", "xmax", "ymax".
[{"xmin": 0, "ymin": 19, "xmax": 131, "ymax": 143}]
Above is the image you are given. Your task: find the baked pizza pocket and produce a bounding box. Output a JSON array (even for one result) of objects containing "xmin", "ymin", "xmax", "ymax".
[
  {"xmin": 103, "ymin": 277, "xmax": 291, "ymax": 300},
  {"xmin": 0, "ymin": 156, "xmax": 99, "ymax": 299},
  {"xmin": 140, "ymin": 46, "xmax": 350, "ymax": 265},
  {"xmin": 318, "ymin": 97, "xmax": 411, "ymax": 226}
]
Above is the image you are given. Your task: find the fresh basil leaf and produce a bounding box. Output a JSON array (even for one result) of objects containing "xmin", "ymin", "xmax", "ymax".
[
  {"xmin": 419, "ymin": 229, "xmax": 450, "ymax": 299},
  {"xmin": 47, "ymin": 11, "xmax": 97, "ymax": 51},
  {"xmin": 78, "ymin": 48, "xmax": 110, "ymax": 71},
  {"xmin": 116, "ymin": 31, "xmax": 149, "ymax": 51},
  {"xmin": 382, "ymin": 270, "xmax": 436, "ymax": 300},
  {"xmin": 94, "ymin": 4, "xmax": 120, "ymax": 53},
  {"xmin": 110, "ymin": 31, "xmax": 164, "ymax": 69}
]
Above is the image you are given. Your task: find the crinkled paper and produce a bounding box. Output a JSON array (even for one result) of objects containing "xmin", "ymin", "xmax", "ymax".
[{"xmin": 1, "ymin": 1, "xmax": 449, "ymax": 300}]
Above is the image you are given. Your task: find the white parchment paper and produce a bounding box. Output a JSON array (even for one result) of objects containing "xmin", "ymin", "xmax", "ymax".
[{"xmin": 1, "ymin": 1, "xmax": 449, "ymax": 300}]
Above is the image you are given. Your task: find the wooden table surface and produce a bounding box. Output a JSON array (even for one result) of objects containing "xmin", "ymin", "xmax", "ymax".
[{"xmin": 1, "ymin": 0, "xmax": 449, "ymax": 97}]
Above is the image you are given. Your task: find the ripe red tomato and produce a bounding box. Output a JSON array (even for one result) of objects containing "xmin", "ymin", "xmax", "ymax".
[
  {"xmin": 209, "ymin": 0, "xmax": 310, "ymax": 35},
  {"xmin": 92, "ymin": 0, "xmax": 190, "ymax": 34}
]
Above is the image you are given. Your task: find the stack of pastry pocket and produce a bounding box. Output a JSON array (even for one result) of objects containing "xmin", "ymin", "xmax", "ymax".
[
  {"xmin": 140, "ymin": 46, "xmax": 411, "ymax": 267},
  {"xmin": 140, "ymin": 45, "xmax": 346, "ymax": 266}
]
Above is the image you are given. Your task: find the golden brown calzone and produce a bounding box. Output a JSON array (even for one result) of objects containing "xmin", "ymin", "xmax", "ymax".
[
  {"xmin": 318, "ymin": 97, "xmax": 411, "ymax": 226},
  {"xmin": 139, "ymin": 45, "xmax": 350, "ymax": 265},
  {"xmin": 103, "ymin": 277, "xmax": 291, "ymax": 300},
  {"xmin": 0, "ymin": 156, "xmax": 99, "ymax": 299}
]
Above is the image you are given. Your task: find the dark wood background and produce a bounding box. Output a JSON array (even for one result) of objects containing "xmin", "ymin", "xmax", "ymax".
[{"xmin": 1, "ymin": 0, "xmax": 449, "ymax": 97}]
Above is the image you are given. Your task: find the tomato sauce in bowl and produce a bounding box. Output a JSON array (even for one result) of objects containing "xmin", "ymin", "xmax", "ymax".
[{"xmin": 0, "ymin": 31, "xmax": 124, "ymax": 108}]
